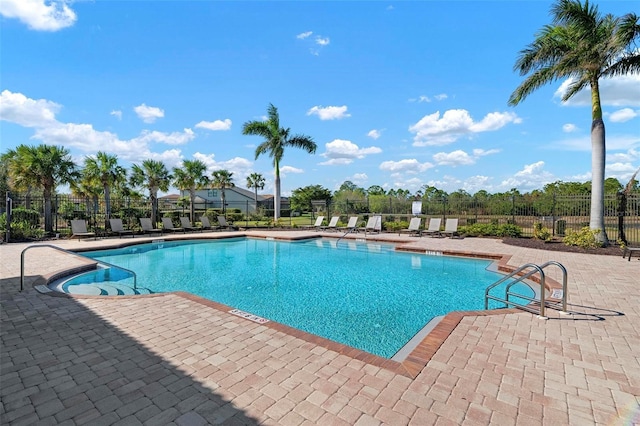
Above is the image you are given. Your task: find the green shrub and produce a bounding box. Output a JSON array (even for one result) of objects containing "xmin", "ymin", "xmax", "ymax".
[
  {"xmin": 384, "ymin": 220, "xmax": 407, "ymax": 232},
  {"xmin": 458, "ymin": 222, "xmax": 522, "ymax": 238},
  {"xmin": 496, "ymin": 224, "xmax": 522, "ymax": 238},
  {"xmin": 10, "ymin": 208, "xmax": 40, "ymax": 227},
  {"xmin": 533, "ymin": 222, "xmax": 552, "ymax": 241},
  {"xmin": 5, "ymin": 220, "xmax": 45, "ymax": 240},
  {"xmin": 563, "ymin": 227, "xmax": 603, "ymax": 249}
]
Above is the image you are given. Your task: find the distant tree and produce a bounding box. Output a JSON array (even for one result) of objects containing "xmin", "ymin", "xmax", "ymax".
[
  {"xmin": 246, "ymin": 172, "xmax": 266, "ymax": 210},
  {"xmin": 5, "ymin": 144, "xmax": 78, "ymax": 232},
  {"xmin": 83, "ymin": 151, "xmax": 127, "ymax": 223},
  {"xmin": 70, "ymin": 173, "xmax": 102, "ymax": 220},
  {"xmin": 130, "ymin": 160, "xmax": 172, "ymax": 226},
  {"xmin": 290, "ymin": 185, "xmax": 332, "ymax": 213},
  {"xmin": 367, "ymin": 185, "xmax": 386, "ymax": 196},
  {"xmin": 242, "ymin": 103, "xmax": 317, "ymax": 220},
  {"xmin": 211, "ymin": 169, "xmax": 235, "ymax": 214},
  {"xmin": 604, "ymin": 177, "xmax": 623, "ymax": 194},
  {"xmin": 509, "ymin": 0, "xmax": 640, "ymax": 245},
  {"xmin": 173, "ymin": 160, "xmax": 209, "ymax": 224}
]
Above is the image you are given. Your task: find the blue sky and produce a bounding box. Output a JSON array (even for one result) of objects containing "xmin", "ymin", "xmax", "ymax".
[{"xmin": 1, "ymin": 0, "xmax": 639, "ymax": 197}]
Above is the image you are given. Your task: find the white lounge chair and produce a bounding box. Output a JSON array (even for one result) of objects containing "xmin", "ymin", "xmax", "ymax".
[
  {"xmin": 320, "ymin": 216, "xmax": 340, "ymax": 231},
  {"xmin": 399, "ymin": 217, "xmax": 422, "ymax": 237},
  {"xmin": 442, "ymin": 218, "xmax": 459, "ymax": 238},
  {"xmin": 109, "ymin": 218, "xmax": 134, "ymax": 238},
  {"xmin": 180, "ymin": 217, "xmax": 202, "ymax": 232},
  {"xmin": 140, "ymin": 218, "xmax": 162, "ymax": 235},
  {"xmin": 71, "ymin": 219, "xmax": 96, "ymax": 240},
  {"xmin": 359, "ymin": 215, "xmax": 381, "ymax": 234},
  {"xmin": 338, "ymin": 216, "xmax": 359, "ymax": 232},
  {"xmin": 302, "ymin": 216, "xmax": 324, "ymax": 230},
  {"xmin": 422, "ymin": 218, "xmax": 442, "ymax": 237},
  {"xmin": 162, "ymin": 217, "xmax": 185, "ymax": 233}
]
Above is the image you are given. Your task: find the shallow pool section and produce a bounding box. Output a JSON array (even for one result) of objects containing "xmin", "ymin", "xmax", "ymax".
[{"xmin": 75, "ymin": 238, "xmax": 533, "ymax": 358}]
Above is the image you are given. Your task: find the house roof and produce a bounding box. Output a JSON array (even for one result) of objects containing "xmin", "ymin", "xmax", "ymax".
[
  {"xmin": 208, "ymin": 186, "xmax": 267, "ymax": 201},
  {"xmin": 159, "ymin": 194, "xmax": 181, "ymax": 200}
]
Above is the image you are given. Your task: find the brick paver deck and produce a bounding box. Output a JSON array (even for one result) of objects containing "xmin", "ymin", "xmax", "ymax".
[{"xmin": 1, "ymin": 231, "xmax": 639, "ymax": 425}]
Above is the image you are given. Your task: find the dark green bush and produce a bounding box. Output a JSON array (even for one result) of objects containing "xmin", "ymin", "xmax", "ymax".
[
  {"xmin": 10, "ymin": 208, "xmax": 40, "ymax": 227},
  {"xmin": 459, "ymin": 223, "xmax": 522, "ymax": 238}
]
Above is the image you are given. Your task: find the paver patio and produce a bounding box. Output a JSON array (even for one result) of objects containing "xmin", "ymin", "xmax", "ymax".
[{"xmin": 1, "ymin": 231, "xmax": 639, "ymax": 425}]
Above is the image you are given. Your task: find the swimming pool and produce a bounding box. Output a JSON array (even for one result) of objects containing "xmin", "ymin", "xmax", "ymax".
[{"xmin": 66, "ymin": 238, "xmax": 533, "ymax": 358}]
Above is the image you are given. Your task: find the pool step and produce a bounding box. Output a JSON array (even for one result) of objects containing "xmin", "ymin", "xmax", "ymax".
[{"xmin": 54, "ymin": 281, "xmax": 154, "ymax": 296}]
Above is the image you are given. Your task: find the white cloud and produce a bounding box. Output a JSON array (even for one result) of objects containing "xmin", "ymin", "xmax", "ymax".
[
  {"xmin": 0, "ymin": 89, "xmax": 60, "ymax": 127},
  {"xmin": 280, "ymin": 165, "xmax": 304, "ymax": 178},
  {"xmin": 0, "ymin": 0, "xmax": 76, "ymax": 31},
  {"xmin": 0, "ymin": 90, "xmax": 189, "ymax": 166},
  {"xmin": 433, "ymin": 150, "xmax": 475, "ymax": 166},
  {"xmin": 379, "ymin": 159, "xmax": 433, "ymax": 174},
  {"xmin": 195, "ymin": 118, "xmax": 232, "ymax": 131},
  {"xmin": 367, "ymin": 129, "xmax": 382, "ymax": 140},
  {"xmin": 320, "ymin": 139, "xmax": 382, "ymax": 165},
  {"xmin": 307, "ymin": 105, "xmax": 351, "ymax": 120},
  {"xmin": 350, "ymin": 173, "xmax": 368, "ymax": 185},
  {"xmin": 563, "ymin": 123, "xmax": 577, "ymax": 133},
  {"xmin": 298, "ymin": 31, "xmax": 330, "ymax": 55},
  {"xmin": 555, "ymin": 74, "xmax": 640, "ymax": 107},
  {"xmin": 134, "ymin": 103, "xmax": 164, "ymax": 123},
  {"xmin": 607, "ymin": 148, "xmax": 640, "ymax": 164},
  {"xmin": 608, "ymin": 108, "xmax": 638, "ymax": 123},
  {"xmin": 409, "ymin": 94, "xmax": 448, "ymax": 103},
  {"xmin": 432, "ymin": 148, "xmax": 500, "ymax": 167},
  {"xmin": 134, "ymin": 129, "xmax": 195, "ymax": 145},
  {"xmin": 462, "ymin": 175, "xmax": 492, "ymax": 194},
  {"xmin": 551, "ymin": 134, "xmax": 640, "ymax": 152},
  {"xmin": 409, "ymin": 109, "xmax": 521, "ymax": 146},
  {"xmin": 110, "ymin": 110, "xmax": 122, "ymax": 120},
  {"xmin": 498, "ymin": 161, "xmax": 555, "ymax": 191},
  {"xmin": 192, "ymin": 152, "xmax": 254, "ymax": 178}
]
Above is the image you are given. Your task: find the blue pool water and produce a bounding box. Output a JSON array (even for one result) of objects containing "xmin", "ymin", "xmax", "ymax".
[{"xmin": 72, "ymin": 238, "xmax": 533, "ymax": 358}]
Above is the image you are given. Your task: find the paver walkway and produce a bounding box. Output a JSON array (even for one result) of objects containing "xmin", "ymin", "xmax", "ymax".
[{"xmin": 1, "ymin": 231, "xmax": 639, "ymax": 425}]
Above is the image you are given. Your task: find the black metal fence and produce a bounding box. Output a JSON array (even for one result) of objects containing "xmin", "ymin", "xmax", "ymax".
[
  {"xmin": 2, "ymin": 192, "xmax": 639, "ymax": 244},
  {"xmin": 324, "ymin": 193, "xmax": 640, "ymax": 244}
]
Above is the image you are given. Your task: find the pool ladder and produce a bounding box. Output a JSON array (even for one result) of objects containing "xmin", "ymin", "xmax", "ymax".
[
  {"xmin": 484, "ymin": 261, "xmax": 568, "ymax": 319},
  {"xmin": 20, "ymin": 244, "xmax": 137, "ymax": 292}
]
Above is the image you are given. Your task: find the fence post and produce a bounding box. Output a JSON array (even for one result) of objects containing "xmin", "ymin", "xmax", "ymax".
[{"xmin": 5, "ymin": 191, "xmax": 11, "ymax": 243}]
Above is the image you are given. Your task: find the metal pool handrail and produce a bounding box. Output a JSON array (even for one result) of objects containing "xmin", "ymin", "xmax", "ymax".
[
  {"xmin": 20, "ymin": 244, "xmax": 137, "ymax": 292},
  {"xmin": 484, "ymin": 261, "xmax": 567, "ymax": 319}
]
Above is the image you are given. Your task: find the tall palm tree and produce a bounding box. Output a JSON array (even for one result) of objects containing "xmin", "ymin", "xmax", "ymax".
[
  {"xmin": 129, "ymin": 160, "xmax": 172, "ymax": 227},
  {"xmin": 508, "ymin": 0, "xmax": 639, "ymax": 245},
  {"xmin": 70, "ymin": 173, "xmax": 102, "ymax": 222},
  {"xmin": 246, "ymin": 172, "xmax": 265, "ymax": 211},
  {"xmin": 242, "ymin": 103, "xmax": 317, "ymax": 220},
  {"xmin": 83, "ymin": 151, "xmax": 126, "ymax": 223},
  {"xmin": 211, "ymin": 169, "xmax": 234, "ymax": 215},
  {"xmin": 5, "ymin": 144, "xmax": 78, "ymax": 233},
  {"xmin": 173, "ymin": 159, "xmax": 209, "ymax": 225}
]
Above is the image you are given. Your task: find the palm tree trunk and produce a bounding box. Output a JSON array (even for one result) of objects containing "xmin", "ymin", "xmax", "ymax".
[
  {"xmin": 151, "ymin": 191, "xmax": 158, "ymax": 227},
  {"xmin": 274, "ymin": 174, "xmax": 281, "ymax": 220},
  {"xmin": 590, "ymin": 118, "xmax": 608, "ymax": 245},
  {"xmin": 590, "ymin": 80, "xmax": 609, "ymax": 246},
  {"xmin": 254, "ymin": 187, "xmax": 258, "ymax": 213},
  {"xmin": 189, "ymin": 188, "xmax": 196, "ymax": 225},
  {"xmin": 43, "ymin": 186, "xmax": 53, "ymax": 233}
]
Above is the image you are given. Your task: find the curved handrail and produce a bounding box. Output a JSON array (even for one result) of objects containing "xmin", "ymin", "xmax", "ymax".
[
  {"xmin": 20, "ymin": 244, "xmax": 137, "ymax": 292},
  {"xmin": 485, "ymin": 261, "xmax": 568, "ymax": 319}
]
